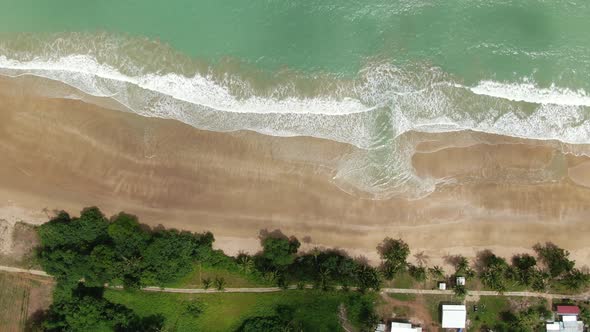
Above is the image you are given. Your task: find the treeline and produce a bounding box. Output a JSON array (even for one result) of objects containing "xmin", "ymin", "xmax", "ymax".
[
  {"xmin": 34, "ymin": 208, "xmax": 382, "ymax": 331},
  {"xmin": 34, "ymin": 207, "xmax": 220, "ymax": 331},
  {"xmin": 374, "ymin": 237, "xmax": 590, "ymax": 296},
  {"xmin": 441, "ymin": 245, "xmax": 590, "ymax": 295},
  {"xmin": 32, "ymin": 207, "xmax": 590, "ymax": 331},
  {"xmin": 37, "ymin": 208, "xmax": 216, "ymax": 289}
]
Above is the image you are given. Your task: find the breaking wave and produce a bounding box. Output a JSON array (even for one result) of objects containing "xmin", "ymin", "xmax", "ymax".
[{"xmin": 1, "ymin": 33, "xmax": 589, "ymax": 199}]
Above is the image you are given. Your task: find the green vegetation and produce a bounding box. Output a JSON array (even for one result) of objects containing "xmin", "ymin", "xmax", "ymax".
[
  {"xmin": 469, "ymin": 297, "xmax": 550, "ymax": 332},
  {"xmin": 377, "ymin": 238, "xmax": 410, "ymax": 280},
  {"xmin": 37, "ymin": 209, "xmax": 216, "ymax": 289},
  {"xmin": 43, "ymin": 283, "xmax": 163, "ymax": 332},
  {"xmin": 29, "ymin": 206, "xmax": 590, "ymax": 330},
  {"xmin": 106, "ymin": 289, "xmax": 375, "ymax": 332},
  {"xmin": 34, "ymin": 207, "xmax": 381, "ymax": 331},
  {"xmin": 408, "ymin": 264, "xmax": 427, "ymax": 282},
  {"xmin": 468, "ymin": 296, "xmax": 510, "ymax": 331},
  {"xmin": 479, "ymin": 251, "xmax": 511, "ymax": 293},
  {"xmin": 285, "ymin": 247, "xmax": 381, "ymax": 292},
  {"xmin": 173, "ymin": 263, "xmax": 269, "ymax": 288},
  {"xmin": 423, "ymin": 294, "xmax": 457, "ymax": 324},
  {"xmin": 428, "ymin": 265, "xmax": 445, "ymax": 280},
  {"xmin": 388, "ymin": 271, "xmax": 415, "ymax": 289}
]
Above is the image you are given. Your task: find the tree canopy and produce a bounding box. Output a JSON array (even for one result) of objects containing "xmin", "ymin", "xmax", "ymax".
[
  {"xmin": 43, "ymin": 283, "xmax": 163, "ymax": 332},
  {"xmin": 259, "ymin": 231, "xmax": 301, "ymax": 270},
  {"xmin": 377, "ymin": 238, "xmax": 410, "ymax": 279},
  {"xmin": 534, "ymin": 243, "xmax": 575, "ymax": 278}
]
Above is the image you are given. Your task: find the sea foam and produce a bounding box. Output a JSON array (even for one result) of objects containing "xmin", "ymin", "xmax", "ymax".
[{"xmin": 1, "ymin": 36, "xmax": 589, "ymax": 199}]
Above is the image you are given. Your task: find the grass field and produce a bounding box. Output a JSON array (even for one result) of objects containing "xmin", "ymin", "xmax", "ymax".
[
  {"xmin": 169, "ymin": 263, "xmax": 270, "ymax": 288},
  {"xmin": 467, "ymin": 296, "xmax": 510, "ymax": 331},
  {"xmin": 0, "ymin": 272, "xmax": 54, "ymax": 332},
  {"xmin": 466, "ymin": 296, "xmax": 548, "ymax": 331},
  {"xmin": 106, "ymin": 289, "xmax": 355, "ymax": 332},
  {"xmin": 383, "ymin": 272, "xmax": 416, "ymax": 289},
  {"xmin": 423, "ymin": 294, "xmax": 460, "ymax": 326}
]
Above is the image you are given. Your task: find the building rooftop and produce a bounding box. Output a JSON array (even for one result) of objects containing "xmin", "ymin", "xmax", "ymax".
[
  {"xmin": 557, "ymin": 305, "xmax": 580, "ymax": 315},
  {"xmin": 456, "ymin": 276, "xmax": 466, "ymax": 286},
  {"xmin": 391, "ymin": 322, "xmax": 422, "ymax": 332},
  {"xmin": 375, "ymin": 323, "xmax": 386, "ymax": 332},
  {"xmin": 441, "ymin": 305, "xmax": 466, "ymax": 329}
]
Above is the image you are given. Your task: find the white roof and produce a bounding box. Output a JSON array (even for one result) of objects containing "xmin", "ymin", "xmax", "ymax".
[
  {"xmin": 456, "ymin": 276, "xmax": 466, "ymax": 285},
  {"xmin": 390, "ymin": 322, "xmax": 422, "ymax": 332},
  {"xmin": 442, "ymin": 305, "xmax": 466, "ymax": 328},
  {"xmin": 563, "ymin": 316, "xmax": 577, "ymax": 322},
  {"xmin": 547, "ymin": 321, "xmax": 584, "ymax": 332},
  {"xmin": 375, "ymin": 323, "xmax": 386, "ymax": 332},
  {"xmin": 562, "ymin": 320, "xmax": 584, "ymax": 332},
  {"xmin": 438, "ymin": 282, "xmax": 447, "ymax": 290}
]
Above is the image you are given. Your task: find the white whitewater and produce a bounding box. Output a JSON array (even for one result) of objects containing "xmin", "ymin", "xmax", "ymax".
[{"xmin": 1, "ymin": 42, "xmax": 589, "ymax": 199}]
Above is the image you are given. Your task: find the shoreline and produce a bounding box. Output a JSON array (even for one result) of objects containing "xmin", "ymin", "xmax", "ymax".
[{"xmin": 1, "ymin": 77, "xmax": 590, "ymax": 269}]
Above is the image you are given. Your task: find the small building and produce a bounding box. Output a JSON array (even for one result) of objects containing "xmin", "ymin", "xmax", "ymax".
[
  {"xmin": 375, "ymin": 323, "xmax": 386, "ymax": 332},
  {"xmin": 438, "ymin": 282, "xmax": 447, "ymax": 290},
  {"xmin": 391, "ymin": 322, "xmax": 422, "ymax": 332},
  {"xmin": 545, "ymin": 305, "xmax": 583, "ymax": 332},
  {"xmin": 442, "ymin": 305, "xmax": 466, "ymax": 329},
  {"xmin": 456, "ymin": 276, "xmax": 466, "ymax": 286},
  {"xmin": 557, "ymin": 305, "xmax": 580, "ymax": 317}
]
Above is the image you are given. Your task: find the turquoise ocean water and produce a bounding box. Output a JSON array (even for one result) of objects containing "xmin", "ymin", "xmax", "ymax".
[{"xmin": 0, "ymin": 1, "xmax": 589, "ymax": 198}]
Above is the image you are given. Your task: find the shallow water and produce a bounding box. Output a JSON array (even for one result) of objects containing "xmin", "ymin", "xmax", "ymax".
[{"xmin": 0, "ymin": 1, "xmax": 589, "ymax": 198}]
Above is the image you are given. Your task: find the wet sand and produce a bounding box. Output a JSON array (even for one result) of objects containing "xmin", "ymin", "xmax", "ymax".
[{"xmin": 1, "ymin": 76, "xmax": 590, "ymax": 268}]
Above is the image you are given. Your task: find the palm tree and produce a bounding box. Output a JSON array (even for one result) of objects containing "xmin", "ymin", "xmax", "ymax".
[
  {"xmin": 264, "ymin": 270, "xmax": 278, "ymax": 283},
  {"xmin": 456, "ymin": 256, "xmax": 469, "ymax": 273},
  {"xmin": 454, "ymin": 284, "xmax": 467, "ymax": 299},
  {"xmin": 318, "ymin": 268, "xmax": 331, "ymax": 291},
  {"xmin": 429, "ymin": 265, "xmax": 445, "ymax": 280},
  {"xmin": 215, "ymin": 276, "xmax": 226, "ymax": 291},
  {"xmin": 237, "ymin": 254, "xmax": 254, "ymax": 274},
  {"xmin": 202, "ymin": 277, "xmax": 212, "ymax": 289}
]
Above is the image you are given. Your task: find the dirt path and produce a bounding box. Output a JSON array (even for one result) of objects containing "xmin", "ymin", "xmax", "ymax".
[
  {"xmin": 0, "ymin": 265, "xmax": 49, "ymax": 277},
  {"xmin": 2, "ymin": 265, "xmax": 589, "ymax": 300}
]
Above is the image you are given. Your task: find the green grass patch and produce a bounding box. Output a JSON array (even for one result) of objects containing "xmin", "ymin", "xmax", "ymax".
[
  {"xmin": 548, "ymin": 280, "xmax": 589, "ymax": 295},
  {"xmin": 467, "ymin": 296, "xmax": 510, "ymax": 331},
  {"xmin": 384, "ymin": 272, "xmax": 415, "ymax": 289},
  {"xmin": 169, "ymin": 263, "xmax": 270, "ymax": 288},
  {"xmin": 105, "ymin": 289, "xmax": 353, "ymax": 332},
  {"xmin": 423, "ymin": 294, "xmax": 459, "ymax": 326}
]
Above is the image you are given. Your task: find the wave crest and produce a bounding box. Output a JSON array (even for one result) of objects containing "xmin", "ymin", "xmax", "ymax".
[{"xmin": 1, "ymin": 33, "xmax": 589, "ymax": 199}]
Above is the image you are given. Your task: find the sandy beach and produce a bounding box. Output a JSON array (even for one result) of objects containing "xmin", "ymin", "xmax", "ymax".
[{"xmin": 1, "ymin": 76, "xmax": 590, "ymax": 269}]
